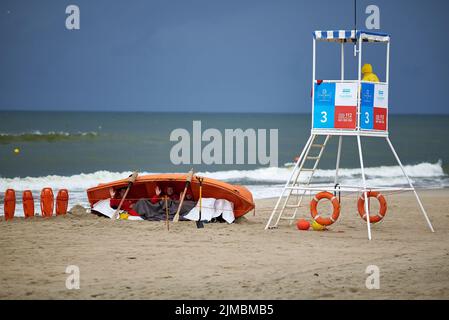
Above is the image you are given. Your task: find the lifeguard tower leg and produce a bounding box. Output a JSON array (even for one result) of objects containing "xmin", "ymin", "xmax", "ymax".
[
  {"xmin": 357, "ymin": 135, "xmax": 373, "ymax": 240},
  {"xmin": 335, "ymin": 136, "xmax": 343, "ymax": 185},
  {"xmin": 386, "ymin": 137, "xmax": 435, "ymax": 232},
  {"xmin": 265, "ymin": 135, "xmax": 314, "ymax": 230}
]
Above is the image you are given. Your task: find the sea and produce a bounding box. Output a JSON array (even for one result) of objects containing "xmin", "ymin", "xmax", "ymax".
[{"xmin": 1, "ymin": 111, "xmax": 448, "ymax": 216}]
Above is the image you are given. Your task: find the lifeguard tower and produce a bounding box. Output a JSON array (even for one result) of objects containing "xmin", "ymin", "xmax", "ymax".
[{"xmin": 265, "ymin": 30, "xmax": 435, "ymax": 240}]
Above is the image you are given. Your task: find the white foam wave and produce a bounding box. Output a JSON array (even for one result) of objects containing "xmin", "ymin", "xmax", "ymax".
[
  {"xmin": 0, "ymin": 131, "xmax": 98, "ymax": 137},
  {"xmin": 0, "ymin": 161, "xmax": 445, "ymax": 193},
  {"xmin": 0, "ymin": 170, "xmax": 148, "ymax": 192},
  {"xmin": 0, "ymin": 162, "xmax": 447, "ymax": 216},
  {"xmin": 198, "ymin": 161, "xmax": 446, "ymax": 183}
]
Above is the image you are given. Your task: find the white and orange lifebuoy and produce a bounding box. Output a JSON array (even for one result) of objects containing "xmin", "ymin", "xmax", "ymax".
[
  {"xmin": 310, "ymin": 191, "xmax": 340, "ymax": 226},
  {"xmin": 358, "ymin": 191, "xmax": 387, "ymax": 224}
]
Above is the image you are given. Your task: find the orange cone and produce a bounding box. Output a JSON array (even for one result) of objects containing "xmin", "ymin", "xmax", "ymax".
[
  {"xmin": 56, "ymin": 189, "xmax": 69, "ymax": 215},
  {"xmin": 40, "ymin": 188, "xmax": 54, "ymax": 217}
]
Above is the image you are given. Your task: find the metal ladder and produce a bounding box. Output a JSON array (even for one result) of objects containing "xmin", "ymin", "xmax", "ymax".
[{"xmin": 265, "ymin": 134, "xmax": 331, "ymax": 229}]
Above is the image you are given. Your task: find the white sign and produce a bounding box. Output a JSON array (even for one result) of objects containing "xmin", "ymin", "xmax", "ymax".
[
  {"xmin": 335, "ymin": 82, "xmax": 358, "ymax": 107},
  {"xmin": 374, "ymin": 83, "xmax": 388, "ymax": 108}
]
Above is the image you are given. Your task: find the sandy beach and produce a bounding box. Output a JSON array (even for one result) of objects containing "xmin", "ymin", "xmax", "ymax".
[{"xmin": 1, "ymin": 189, "xmax": 449, "ymax": 300}]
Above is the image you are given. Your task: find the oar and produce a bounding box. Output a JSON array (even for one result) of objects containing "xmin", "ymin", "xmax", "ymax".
[
  {"xmin": 111, "ymin": 171, "xmax": 138, "ymax": 220},
  {"xmin": 173, "ymin": 168, "xmax": 194, "ymax": 223},
  {"xmin": 196, "ymin": 177, "xmax": 204, "ymax": 229},
  {"xmin": 165, "ymin": 195, "xmax": 169, "ymax": 231}
]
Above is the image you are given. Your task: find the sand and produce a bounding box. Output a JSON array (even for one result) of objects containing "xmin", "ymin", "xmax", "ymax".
[{"xmin": 1, "ymin": 189, "xmax": 449, "ymax": 300}]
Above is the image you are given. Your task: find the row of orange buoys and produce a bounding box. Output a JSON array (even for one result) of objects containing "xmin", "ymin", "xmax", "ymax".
[{"xmin": 2, "ymin": 188, "xmax": 69, "ymax": 220}]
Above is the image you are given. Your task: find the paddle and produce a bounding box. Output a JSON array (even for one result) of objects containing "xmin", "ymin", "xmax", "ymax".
[
  {"xmin": 165, "ymin": 195, "xmax": 169, "ymax": 231},
  {"xmin": 111, "ymin": 171, "xmax": 138, "ymax": 220},
  {"xmin": 173, "ymin": 168, "xmax": 194, "ymax": 223},
  {"xmin": 196, "ymin": 177, "xmax": 204, "ymax": 229}
]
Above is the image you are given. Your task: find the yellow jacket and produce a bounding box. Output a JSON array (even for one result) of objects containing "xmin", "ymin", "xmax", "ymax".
[{"xmin": 361, "ymin": 64, "xmax": 380, "ymax": 82}]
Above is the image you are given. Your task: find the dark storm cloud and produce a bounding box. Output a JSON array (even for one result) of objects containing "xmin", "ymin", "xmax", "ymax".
[{"xmin": 1, "ymin": 0, "xmax": 448, "ymax": 113}]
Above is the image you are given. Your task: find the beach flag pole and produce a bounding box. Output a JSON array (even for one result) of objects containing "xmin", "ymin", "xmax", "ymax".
[
  {"xmin": 111, "ymin": 171, "xmax": 138, "ymax": 220},
  {"xmin": 173, "ymin": 168, "xmax": 194, "ymax": 223}
]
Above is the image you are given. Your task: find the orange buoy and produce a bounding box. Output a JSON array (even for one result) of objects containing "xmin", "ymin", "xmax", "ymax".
[
  {"xmin": 40, "ymin": 188, "xmax": 54, "ymax": 217},
  {"xmin": 296, "ymin": 219, "xmax": 310, "ymax": 231},
  {"xmin": 56, "ymin": 189, "xmax": 69, "ymax": 215},
  {"xmin": 4, "ymin": 189, "xmax": 16, "ymax": 220},
  {"xmin": 358, "ymin": 191, "xmax": 387, "ymax": 224},
  {"xmin": 310, "ymin": 191, "xmax": 340, "ymax": 226},
  {"xmin": 22, "ymin": 190, "xmax": 35, "ymax": 218}
]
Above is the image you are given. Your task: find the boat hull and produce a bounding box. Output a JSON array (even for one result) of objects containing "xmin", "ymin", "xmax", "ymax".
[{"xmin": 86, "ymin": 174, "xmax": 255, "ymax": 218}]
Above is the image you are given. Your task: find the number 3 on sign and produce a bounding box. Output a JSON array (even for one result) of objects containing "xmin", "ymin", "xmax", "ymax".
[
  {"xmin": 320, "ymin": 111, "xmax": 328, "ymax": 123},
  {"xmin": 364, "ymin": 112, "xmax": 370, "ymax": 124}
]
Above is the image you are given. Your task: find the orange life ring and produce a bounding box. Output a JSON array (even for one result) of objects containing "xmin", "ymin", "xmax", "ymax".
[
  {"xmin": 310, "ymin": 191, "xmax": 340, "ymax": 226},
  {"xmin": 358, "ymin": 191, "xmax": 387, "ymax": 224}
]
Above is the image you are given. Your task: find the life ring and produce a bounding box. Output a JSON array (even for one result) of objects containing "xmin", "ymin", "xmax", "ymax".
[
  {"xmin": 358, "ymin": 191, "xmax": 387, "ymax": 224},
  {"xmin": 310, "ymin": 192, "xmax": 340, "ymax": 226}
]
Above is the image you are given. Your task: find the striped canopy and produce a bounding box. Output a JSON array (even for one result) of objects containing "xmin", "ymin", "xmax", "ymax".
[{"xmin": 313, "ymin": 30, "xmax": 390, "ymax": 43}]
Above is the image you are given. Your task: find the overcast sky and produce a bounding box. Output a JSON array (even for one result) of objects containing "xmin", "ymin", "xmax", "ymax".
[{"xmin": 1, "ymin": 0, "xmax": 448, "ymax": 113}]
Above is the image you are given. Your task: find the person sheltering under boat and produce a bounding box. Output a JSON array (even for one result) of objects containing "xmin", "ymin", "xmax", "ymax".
[
  {"xmin": 149, "ymin": 185, "xmax": 180, "ymax": 203},
  {"xmin": 88, "ymin": 171, "xmax": 250, "ymax": 224},
  {"xmin": 109, "ymin": 187, "xmax": 140, "ymax": 217},
  {"xmin": 109, "ymin": 184, "xmax": 196, "ymax": 221}
]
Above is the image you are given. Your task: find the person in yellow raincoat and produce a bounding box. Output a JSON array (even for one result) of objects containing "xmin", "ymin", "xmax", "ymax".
[{"xmin": 361, "ymin": 63, "xmax": 380, "ymax": 82}]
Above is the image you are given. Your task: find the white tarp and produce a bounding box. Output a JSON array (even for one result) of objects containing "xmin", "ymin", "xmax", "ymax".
[
  {"xmin": 91, "ymin": 199, "xmax": 144, "ymax": 221},
  {"xmin": 184, "ymin": 198, "xmax": 235, "ymax": 224},
  {"xmin": 92, "ymin": 198, "xmax": 235, "ymax": 223}
]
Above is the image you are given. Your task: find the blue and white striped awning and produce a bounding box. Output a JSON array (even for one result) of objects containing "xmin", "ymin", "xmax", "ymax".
[{"xmin": 313, "ymin": 30, "xmax": 390, "ymax": 43}]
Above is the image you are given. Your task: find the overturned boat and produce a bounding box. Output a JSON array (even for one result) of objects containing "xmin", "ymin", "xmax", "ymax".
[{"xmin": 86, "ymin": 173, "xmax": 255, "ymax": 218}]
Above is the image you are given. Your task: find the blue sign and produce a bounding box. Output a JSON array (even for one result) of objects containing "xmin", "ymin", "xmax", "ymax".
[
  {"xmin": 313, "ymin": 105, "xmax": 334, "ymax": 128},
  {"xmin": 314, "ymin": 83, "xmax": 335, "ymax": 107},
  {"xmin": 360, "ymin": 106, "xmax": 374, "ymax": 130},
  {"xmin": 361, "ymin": 83, "xmax": 374, "ymax": 108},
  {"xmin": 313, "ymin": 83, "xmax": 335, "ymax": 129}
]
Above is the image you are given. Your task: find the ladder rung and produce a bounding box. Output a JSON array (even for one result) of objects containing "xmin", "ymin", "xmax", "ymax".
[
  {"xmin": 311, "ymin": 144, "xmax": 325, "ymax": 148},
  {"xmin": 285, "ymin": 205, "xmax": 300, "ymax": 209},
  {"xmin": 306, "ymin": 156, "xmax": 320, "ymax": 160},
  {"xmin": 300, "ymin": 168, "xmax": 314, "ymax": 172},
  {"xmin": 280, "ymin": 216, "xmax": 295, "ymax": 220}
]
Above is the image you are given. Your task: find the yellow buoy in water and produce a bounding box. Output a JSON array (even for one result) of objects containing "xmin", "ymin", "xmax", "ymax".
[
  {"xmin": 311, "ymin": 220, "xmax": 326, "ymax": 231},
  {"xmin": 14, "ymin": 148, "xmax": 20, "ymax": 154}
]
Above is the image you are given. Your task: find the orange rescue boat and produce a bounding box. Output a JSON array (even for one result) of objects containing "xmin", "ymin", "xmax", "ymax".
[{"xmin": 86, "ymin": 174, "xmax": 255, "ymax": 218}]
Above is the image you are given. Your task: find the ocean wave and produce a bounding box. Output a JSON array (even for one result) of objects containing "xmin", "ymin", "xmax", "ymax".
[
  {"xmin": 1, "ymin": 162, "xmax": 447, "ymax": 216},
  {"xmin": 0, "ymin": 131, "xmax": 98, "ymax": 144},
  {"xmin": 0, "ymin": 161, "xmax": 446, "ymax": 193},
  {"xmin": 197, "ymin": 161, "xmax": 446, "ymax": 184}
]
